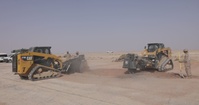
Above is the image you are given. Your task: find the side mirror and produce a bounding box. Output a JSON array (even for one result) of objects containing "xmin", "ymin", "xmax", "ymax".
[{"xmin": 144, "ymin": 46, "xmax": 146, "ymax": 49}]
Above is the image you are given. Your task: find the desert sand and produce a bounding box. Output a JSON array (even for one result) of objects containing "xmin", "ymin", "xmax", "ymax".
[{"xmin": 0, "ymin": 51, "xmax": 199, "ymax": 105}]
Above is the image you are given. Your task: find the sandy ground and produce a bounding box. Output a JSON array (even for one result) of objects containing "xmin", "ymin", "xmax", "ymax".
[{"xmin": 0, "ymin": 51, "xmax": 199, "ymax": 105}]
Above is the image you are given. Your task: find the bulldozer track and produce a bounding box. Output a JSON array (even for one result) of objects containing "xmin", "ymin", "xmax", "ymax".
[
  {"xmin": 158, "ymin": 57, "xmax": 174, "ymax": 72},
  {"xmin": 28, "ymin": 64, "xmax": 61, "ymax": 81}
]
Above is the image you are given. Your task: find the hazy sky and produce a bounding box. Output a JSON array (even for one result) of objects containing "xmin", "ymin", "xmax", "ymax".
[{"xmin": 0, "ymin": 0, "xmax": 199, "ymax": 54}]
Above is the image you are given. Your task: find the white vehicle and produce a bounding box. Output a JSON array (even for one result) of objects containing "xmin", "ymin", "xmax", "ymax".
[
  {"xmin": 3, "ymin": 53, "xmax": 14, "ymax": 63},
  {"xmin": 0, "ymin": 53, "xmax": 8, "ymax": 62}
]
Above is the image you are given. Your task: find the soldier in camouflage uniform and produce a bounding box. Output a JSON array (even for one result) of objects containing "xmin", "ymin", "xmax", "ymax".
[{"xmin": 180, "ymin": 49, "xmax": 192, "ymax": 77}]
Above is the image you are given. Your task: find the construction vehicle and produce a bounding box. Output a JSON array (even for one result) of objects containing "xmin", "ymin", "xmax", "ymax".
[
  {"xmin": 0, "ymin": 53, "xmax": 8, "ymax": 62},
  {"xmin": 123, "ymin": 43, "xmax": 174, "ymax": 73},
  {"xmin": 12, "ymin": 46, "xmax": 86, "ymax": 81},
  {"xmin": 3, "ymin": 54, "xmax": 13, "ymax": 63}
]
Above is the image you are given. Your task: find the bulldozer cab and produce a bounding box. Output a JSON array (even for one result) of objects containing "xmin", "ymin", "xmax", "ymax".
[
  {"xmin": 142, "ymin": 43, "xmax": 164, "ymax": 57},
  {"xmin": 145, "ymin": 43, "xmax": 172, "ymax": 59},
  {"xmin": 147, "ymin": 43, "xmax": 164, "ymax": 52},
  {"xmin": 29, "ymin": 46, "xmax": 51, "ymax": 54}
]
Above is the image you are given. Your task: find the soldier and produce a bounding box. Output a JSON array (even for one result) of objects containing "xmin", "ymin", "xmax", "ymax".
[
  {"xmin": 179, "ymin": 49, "xmax": 192, "ymax": 78},
  {"xmin": 64, "ymin": 51, "xmax": 71, "ymax": 60},
  {"xmin": 76, "ymin": 51, "xmax": 79, "ymax": 56}
]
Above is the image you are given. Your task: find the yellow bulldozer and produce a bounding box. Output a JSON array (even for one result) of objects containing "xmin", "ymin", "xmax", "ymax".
[
  {"xmin": 123, "ymin": 43, "xmax": 174, "ymax": 73},
  {"xmin": 12, "ymin": 46, "xmax": 86, "ymax": 81}
]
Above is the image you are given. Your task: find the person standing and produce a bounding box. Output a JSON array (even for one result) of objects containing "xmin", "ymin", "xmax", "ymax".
[
  {"xmin": 76, "ymin": 51, "xmax": 79, "ymax": 56},
  {"xmin": 64, "ymin": 51, "xmax": 71, "ymax": 60},
  {"xmin": 179, "ymin": 49, "xmax": 192, "ymax": 77}
]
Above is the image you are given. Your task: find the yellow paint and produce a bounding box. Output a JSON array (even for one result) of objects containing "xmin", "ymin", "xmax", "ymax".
[{"xmin": 17, "ymin": 51, "xmax": 62, "ymax": 76}]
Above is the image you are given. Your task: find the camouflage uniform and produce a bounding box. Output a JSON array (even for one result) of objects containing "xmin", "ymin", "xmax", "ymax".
[{"xmin": 182, "ymin": 49, "xmax": 192, "ymax": 77}]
